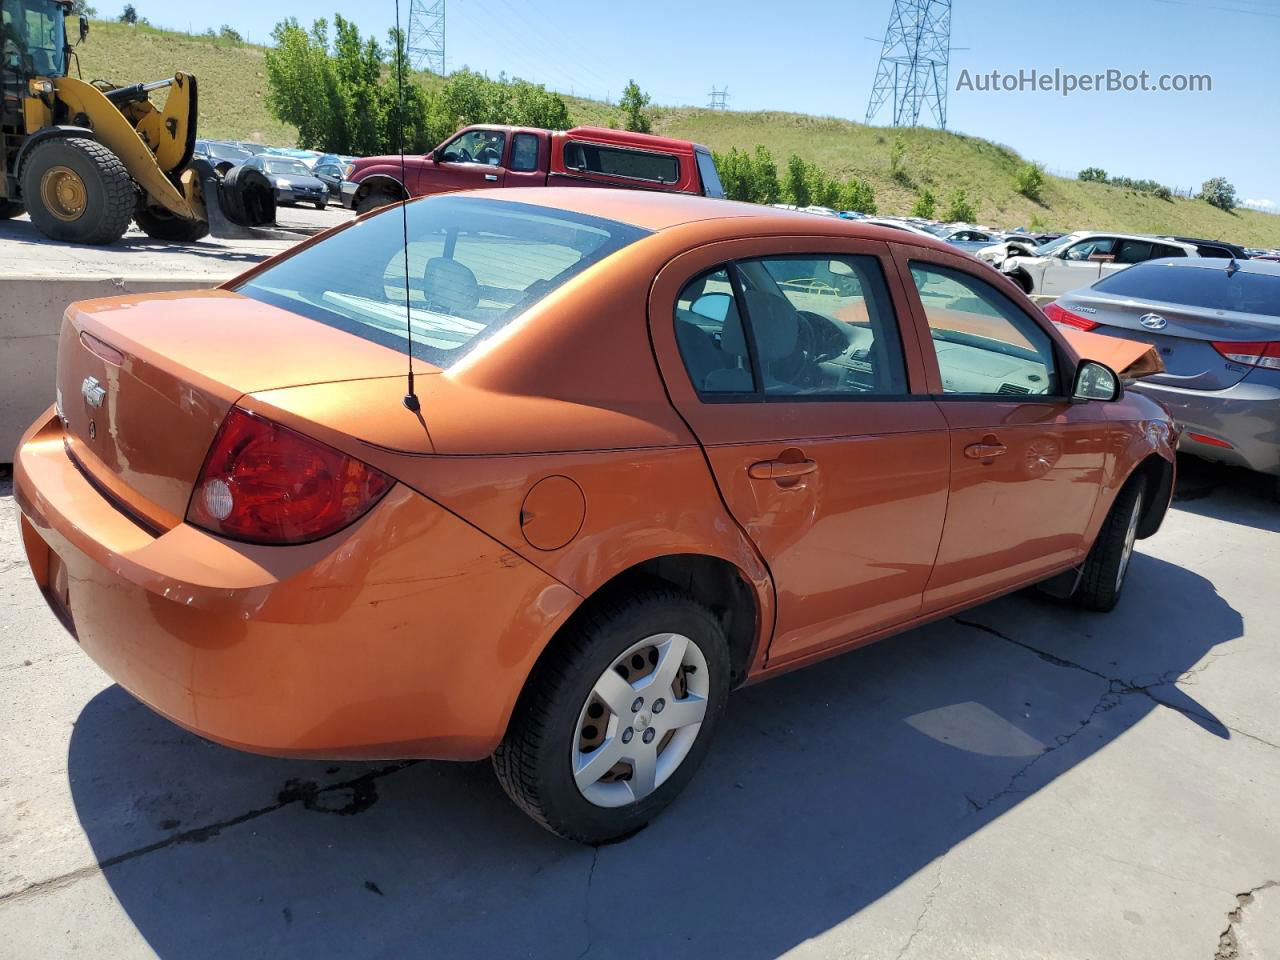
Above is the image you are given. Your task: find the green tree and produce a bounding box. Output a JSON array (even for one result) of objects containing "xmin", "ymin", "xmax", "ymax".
[
  {"xmin": 71, "ymin": 1, "xmax": 97, "ymax": 16},
  {"xmin": 837, "ymin": 177, "xmax": 876, "ymax": 214},
  {"xmin": 1014, "ymin": 162, "xmax": 1045, "ymax": 202},
  {"xmin": 619, "ymin": 79, "xmax": 651, "ymax": 134},
  {"xmin": 1199, "ymin": 176, "xmax": 1237, "ymax": 211},
  {"xmin": 264, "ymin": 18, "xmax": 345, "ymax": 151},
  {"xmin": 944, "ymin": 188, "xmax": 975, "ymax": 222},
  {"xmin": 911, "ymin": 188, "xmax": 936, "ymax": 219},
  {"xmin": 751, "ymin": 146, "xmax": 780, "ymax": 204},
  {"xmin": 714, "ymin": 147, "xmax": 756, "ymax": 202},
  {"xmin": 888, "ymin": 134, "xmax": 910, "ymax": 186},
  {"xmin": 218, "ymin": 25, "xmax": 242, "ymax": 43},
  {"xmin": 118, "ymin": 4, "xmax": 137, "ymax": 24},
  {"xmin": 1077, "ymin": 167, "xmax": 1107, "ymax": 183},
  {"xmin": 783, "ymin": 154, "xmax": 811, "ymax": 206}
]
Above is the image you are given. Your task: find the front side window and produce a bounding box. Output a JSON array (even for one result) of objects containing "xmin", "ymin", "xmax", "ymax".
[
  {"xmin": 440, "ymin": 129, "xmax": 506, "ymax": 166},
  {"xmin": 236, "ymin": 196, "xmax": 650, "ymax": 369},
  {"xmin": 510, "ymin": 133, "xmax": 539, "ymax": 172},
  {"xmin": 909, "ymin": 262, "xmax": 1059, "ymax": 397},
  {"xmin": 564, "ymin": 142, "xmax": 679, "ymax": 184},
  {"xmin": 1063, "ymin": 237, "xmax": 1117, "ymax": 261},
  {"xmin": 1, "ymin": 0, "xmax": 66, "ymax": 76}
]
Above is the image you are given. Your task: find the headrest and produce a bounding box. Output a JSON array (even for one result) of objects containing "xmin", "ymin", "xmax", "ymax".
[{"xmin": 422, "ymin": 257, "xmax": 479, "ymax": 314}]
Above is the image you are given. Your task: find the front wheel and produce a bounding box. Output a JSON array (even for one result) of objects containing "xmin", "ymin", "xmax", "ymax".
[
  {"xmin": 1074, "ymin": 476, "xmax": 1147, "ymax": 612},
  {"xmin": 355, "ymin": 189, "xmax": 398, "ymax": 215},
  {"xmin": 314, "ymin": 197, "xmax": 327, "ymax": 210},
  {"xmin": 493, "ymin": 585, "xmax": 730, "ymax": 844},
  {"xmin": 134, "ymin": 203, "xmax": 210, "ymax": 242},
  {"xmin": 21, "ymin": 137, "xmax": 135, "ymax": 244}
]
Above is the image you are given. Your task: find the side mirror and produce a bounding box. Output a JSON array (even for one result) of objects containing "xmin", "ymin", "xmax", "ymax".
[
  {"xmin": 1072, "ymin": 360, "xmax": 1121, "ymax": 402},
  {"xmin": 429, "ymin": 149, "xmax": 440, "ymax": 163},
  {"xmin": 690, "ymin": 293, "xmax": 732, "ymax": 323},
  {"xmin": 79, "ymin": 16, "xmax": 89, "ymax": 43}
]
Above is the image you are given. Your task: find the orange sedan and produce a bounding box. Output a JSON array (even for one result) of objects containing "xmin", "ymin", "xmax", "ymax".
[{"xmin": 14, "ymin": 189, "xmax": 1176, "ymax": 843}]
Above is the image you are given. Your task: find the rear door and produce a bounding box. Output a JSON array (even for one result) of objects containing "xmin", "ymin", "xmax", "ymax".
[
  {"xmin": 649, "ymin": 237, "xmax": 950, "ymax": 666},
  {"xmin": 895, "ymin": 247, "xmax": 1108, "ymax": 610}
]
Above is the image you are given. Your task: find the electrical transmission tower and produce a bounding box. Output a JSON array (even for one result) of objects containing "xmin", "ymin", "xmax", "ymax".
[
  {"xmin": 407, "ymin": 0, "xmax": 446, "ymax": 74},
  {"xmin": 865, "ymin": 0, "xmax": 951, "ymax": 129},
  {"xmin": 707, "ymin": 86, "xmax": 729, "ymax": 110}
]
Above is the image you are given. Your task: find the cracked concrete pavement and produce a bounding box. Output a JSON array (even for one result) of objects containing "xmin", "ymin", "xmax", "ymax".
[{"xmin": 1, "ymin": 456, "xmax": 1277, "ymax": 959}]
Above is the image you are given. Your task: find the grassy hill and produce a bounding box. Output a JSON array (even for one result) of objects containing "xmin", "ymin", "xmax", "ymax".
[{"xmin": 78, "ymin": 21, "xmax": 1280, "ymax": 246}]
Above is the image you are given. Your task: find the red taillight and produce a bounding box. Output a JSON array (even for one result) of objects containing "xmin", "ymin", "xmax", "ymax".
[
  {"xmin": 187, "ymin": 408, "xmax": 393, "ymax": 545},
  {"xmin": 1211, "ymin": 341, "xmax": 1280, "ymax": 369},
  {"xmin": 1044, "ymin": 302, "xmax": 1099, "ymax": 331},
  {"xmin": 1186, "ymin": 432, "xmax": 1233, "ymax": 450}
]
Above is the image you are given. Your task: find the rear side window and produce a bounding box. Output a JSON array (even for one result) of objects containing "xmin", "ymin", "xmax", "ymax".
[
  {"xmin": 909, "ymin": 262, "xmax": 1059, "ymax": 396},
  {"xmin": 1114, "ymin": 239, "xmax": 1156, "ymax": 264},
  {"xmin": 695, "ymin": 150, "xmax": 724, "ymax": 198},
  {"xmin": 675, "ymin": 269, "xmax": 756, "ymax": 394},
  {"xmin": 236, "ymin": 196, "xmax": 651, "ymax": 368},
  {"xmin": 564, "ymin": 142, "xmax": 679, "ymax": 184},
  {"xmin": 1092, "ymin": 263, "xmax": 1280, "ymax": 317},
  {"xmin": 510, "ymin": 133, "xmax": 539, "ymax": 172}
]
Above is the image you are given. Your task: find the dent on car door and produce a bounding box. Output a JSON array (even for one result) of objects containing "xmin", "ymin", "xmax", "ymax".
[
  {"xmin": 649, "ymin": 239, "xmax": 950, "ymax": 667},
  {"xmin": 898, "ymin": 253, "xmax": 1109, "ymax": 610}
]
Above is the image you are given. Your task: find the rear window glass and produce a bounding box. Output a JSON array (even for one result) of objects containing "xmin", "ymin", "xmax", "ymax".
[
  {"xmin": 564, "ymin": 142, "xmax": 679, "ymax": 184},
  {"xmin": 1092, "ymin": 262, "xmax": 1280, "ymax": 318},
  {"xmin": 235, "ymin": 196, "xmax": 650, "ymax": 368}
]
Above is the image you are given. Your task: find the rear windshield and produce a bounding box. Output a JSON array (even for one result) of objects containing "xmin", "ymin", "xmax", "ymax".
[
  {"xmin": 564, "ymin": 142, "xmax": 679, "ymax": 184},
  {"xmin": 1092, "ymin": 262, "xmax": 1280, "ymax": 318},
  {"xmin": 235, "ymin": 196, "xmax": 650, "ymax": 367}
]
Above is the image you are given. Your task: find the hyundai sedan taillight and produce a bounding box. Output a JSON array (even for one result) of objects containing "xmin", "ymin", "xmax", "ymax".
[
  {"xmin": 1211, "ymin": 341, "xmax": 1280, "ymax": 370},
  {"xmin": 1043, "ymin": 302, "xmax": 1099, "ymax": 331},
  {"xmin": 187, "ymin": 408, "xmax": 393, "ymax": 545}
]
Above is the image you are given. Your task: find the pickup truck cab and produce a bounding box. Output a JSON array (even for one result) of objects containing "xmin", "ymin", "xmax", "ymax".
[{"xmin": 341, "ymin": 125, "xmax": 724, "ymax": 212}]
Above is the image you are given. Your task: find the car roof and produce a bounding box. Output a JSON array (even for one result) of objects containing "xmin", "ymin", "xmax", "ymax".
[
  {"xmin": 1136, "ymin": 256, "xmax": 1280, "ymax": 276},
  {"xmin": 452, "ymin": 188, "xmax": 962, "ymax": 249}
]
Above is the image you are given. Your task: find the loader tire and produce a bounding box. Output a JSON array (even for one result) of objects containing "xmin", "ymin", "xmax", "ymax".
[
  {"xmin": 134, "ymin": 203, "xmax": 210, "ymax": 243},
  {"xmin": 0, "ymin": 199, "xmax": 24, "ymax": 220},
  {"xmin": 22, "ymin": 137, "xmax": 135, "ymax": 245}
]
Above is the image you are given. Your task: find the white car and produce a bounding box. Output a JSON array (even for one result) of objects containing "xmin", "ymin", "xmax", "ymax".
[{"xmin": 980, "ymin": 232, "xmax": 1200, "ymax": 298}]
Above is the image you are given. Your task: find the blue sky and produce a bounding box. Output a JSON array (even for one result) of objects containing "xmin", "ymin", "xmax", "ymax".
[{"xmin": 143, "ymin": 0, "xmax": 1277, "ymax": 206}]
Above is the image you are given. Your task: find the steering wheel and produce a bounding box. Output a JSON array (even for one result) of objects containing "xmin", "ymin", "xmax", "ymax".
[{"xmin": 454, "ymin": 148, "xmax": 473, "ymax": 163}]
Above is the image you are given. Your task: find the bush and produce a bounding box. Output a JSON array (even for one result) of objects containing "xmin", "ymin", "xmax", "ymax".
[
  {"xmin": 1078, "ymin": 167, "xmax": 1107, "ymax": 183},
  {"xmin": 1199, "ymin": 176, "xmax": 1237, "ymax": 211},
  {"xmin": 783, "ymin": 154, "xmax": 811, "ymax": 207},
  {"xmin": 888, "ymin": 134, "xmax": 910, "ymax": 186},
  {"xmin": 619, "ymin": 80, "xmax": 651, "ymax": 134},
  {"xmin": 1014, "ymin": 162, "xmax": 1045, "ymax": 201},
  {"xmin": 219, "ymin": 25, "xmax": 243, "ymax": 43},
  {"xmin": 945, "ymin": 188, "xmax": 975, "ymax": 222},
  {"xmin": 838, "ymin": 177, "xmax": 876, "ymax": 215},
  {"xmin": 911, "ymin": 188, "xmax": 936, "ymax": 219},
  {"xmin": 1152, "ymin": 184, "xmax": 1173, "ymax": 201},
  {"xmin": 752, "ymin": 146, "xmax": 780, "ymax": 205}
]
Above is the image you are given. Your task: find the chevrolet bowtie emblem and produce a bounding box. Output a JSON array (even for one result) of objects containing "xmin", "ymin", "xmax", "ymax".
[{"xmin": 81, "ymin": 376, "xmax": 106, "ymax": 408}]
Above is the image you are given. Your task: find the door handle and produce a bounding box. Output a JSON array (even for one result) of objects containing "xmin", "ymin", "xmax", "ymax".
[
  {"xmin": 484, "ymin": 174, "xmax": 499, "ymax": 181},
  {"xmin": 964, "ymin": 441, "xmax": 1007, "ymax": 460},
  {"xmin": 748, "ymin": 458, "xmax": 818, "ymax": 480}
]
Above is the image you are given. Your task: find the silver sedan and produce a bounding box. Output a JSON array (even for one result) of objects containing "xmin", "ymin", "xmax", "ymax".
[{"xmin": 1048, "ymin": 257, "xmax": 1280, "ymax": 497}]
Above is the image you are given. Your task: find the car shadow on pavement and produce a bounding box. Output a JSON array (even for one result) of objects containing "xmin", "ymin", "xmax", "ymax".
[
  {"xmin": 67, "ymin": 552, "xmax": 1241, "ymax": 959},
  {"xmin": 1171, "ymin": 456, "xmax": 1279, "ymax": 534}
]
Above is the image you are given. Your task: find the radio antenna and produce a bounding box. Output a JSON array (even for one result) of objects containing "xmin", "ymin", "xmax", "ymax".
[{"xmin": 395, "ymin": 0, "xmax": 421, "ymax": 412}]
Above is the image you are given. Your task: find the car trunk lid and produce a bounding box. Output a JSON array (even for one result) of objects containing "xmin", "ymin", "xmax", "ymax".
[
  {"xmin": 1057, "ymin": 291, "xmax": 1279, "ymax": 390},
  {"xmin": 56, "ymin": 289, "xmax": 425, "ymax": 530}
]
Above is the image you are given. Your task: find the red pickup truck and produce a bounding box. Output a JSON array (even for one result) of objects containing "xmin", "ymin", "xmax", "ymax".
[{"xmin": 340, "ymin": 125, "xmax": 725, "ymax": 212}]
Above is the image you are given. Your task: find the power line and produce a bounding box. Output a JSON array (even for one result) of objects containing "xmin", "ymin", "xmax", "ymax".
[
  {"xmin": 865, "ymin": 0, "xmax": 953, "ymax": 129},
  {"xmin": 707, "ymin": 86, "xmax": 729, "ymax": 110}
]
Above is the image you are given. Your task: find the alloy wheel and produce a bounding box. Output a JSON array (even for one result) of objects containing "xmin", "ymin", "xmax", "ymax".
[{"xmin": 1115, "ymin": 494, "xmax": 1143, "ymax": 592}]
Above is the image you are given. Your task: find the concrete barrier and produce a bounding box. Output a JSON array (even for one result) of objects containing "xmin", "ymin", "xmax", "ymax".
[{"xmin": 2, "ymin": 276, "xmax": 221, "ymax": 460}]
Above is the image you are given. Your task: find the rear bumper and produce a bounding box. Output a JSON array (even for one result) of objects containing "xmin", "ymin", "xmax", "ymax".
[
  {"xmin": 1131, "ymin": 378, "xmax": 1280, "ymax": 475},
  {"xmin": 14, "ymin": 409, "xmax": 578, "ymax": 760}
]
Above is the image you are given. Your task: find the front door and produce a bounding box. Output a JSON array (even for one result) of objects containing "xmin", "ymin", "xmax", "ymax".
[
  {"xmin": 650, "ymin": 239, "xmax": 950, "ymax": 666},
  {"xmin": 422, "ymin": 128, "xmax": 508, "ymax": 194},
  {"xmin": 1039, "ymin": 236, "xmax": 1117, "ymax": 296},
  {"xmin": 898, "ymin": 252, "xmax": 1108, "ymax": 610}
]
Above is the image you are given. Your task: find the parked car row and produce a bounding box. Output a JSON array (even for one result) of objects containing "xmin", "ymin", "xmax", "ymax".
[{"xmin": 193, "ymin": 140, "xmax": 357, "ymax": 207}]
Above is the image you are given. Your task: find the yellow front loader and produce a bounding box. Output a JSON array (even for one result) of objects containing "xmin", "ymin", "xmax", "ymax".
[{"xmin": 1, "ymin": 0, "xmax": 277, "ymax": 244}]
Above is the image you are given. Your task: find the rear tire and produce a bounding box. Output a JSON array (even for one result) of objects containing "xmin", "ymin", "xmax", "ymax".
[
  {"xmin": 1074, "ymin": 476, "xmax": 1147, "ymax": 612},
  {"xmin": 493, "ymin": 584, "xmax": 730, "ymax": 844},
  {"xmin": 134, "ymin": 203, "xmax": 210, "ymax": 242},
  {"xmin": 0, "ymin": 198, "xmax": 24, "ymax": 219},
  {"xmin": 21, "ymin": 137, "xmax": 135, "ymax": 244}
]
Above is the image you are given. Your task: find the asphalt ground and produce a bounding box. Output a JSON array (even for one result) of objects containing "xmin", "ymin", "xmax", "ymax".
[{"xmin": 0, "ymin": 456, "xmax": 1277, "ymax": 960}]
